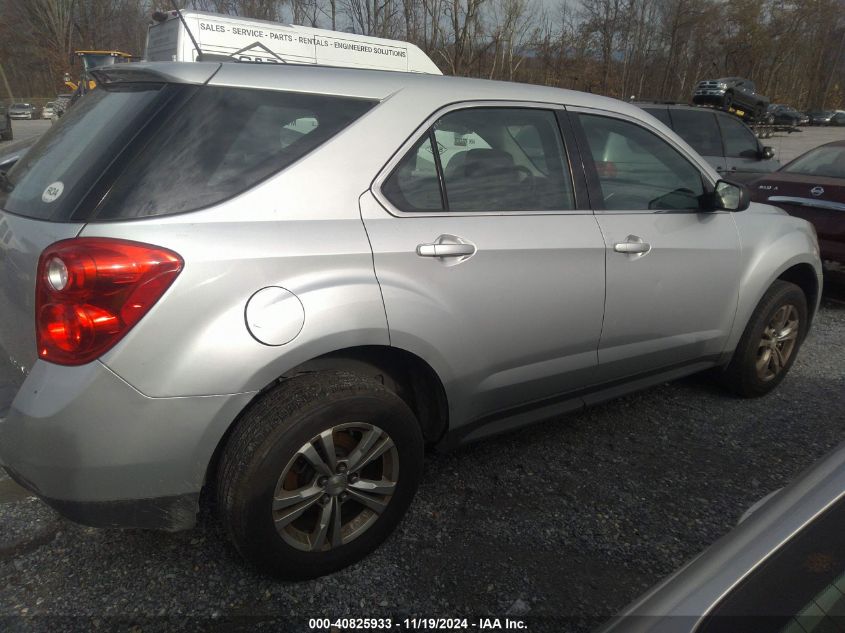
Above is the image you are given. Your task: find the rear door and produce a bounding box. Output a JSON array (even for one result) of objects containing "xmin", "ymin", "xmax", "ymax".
[
  {"xmin": 363, "ymin": 104, "xmax": 606, "ymax": 425},
  {"xmin": 570, "ymin": 109, "xmax": 741, "ymax": 384}
]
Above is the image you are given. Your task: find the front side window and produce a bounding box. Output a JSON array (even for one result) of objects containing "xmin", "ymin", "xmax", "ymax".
[
  {"xmin": 719, "ymin": 115, "xmax": 760, "ymax": 158},
  {"xmin": 382, "ymin": 107, "xmax": 575, "ymax": 213},
  {"xmin": 578, "ymin": 114, "xmax": 705, "ymax": 211}
]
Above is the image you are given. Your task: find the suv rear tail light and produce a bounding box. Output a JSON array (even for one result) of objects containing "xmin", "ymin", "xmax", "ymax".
[{"xmin": 36, "ymin": 238, "xmax": 183, "ymax": 366}]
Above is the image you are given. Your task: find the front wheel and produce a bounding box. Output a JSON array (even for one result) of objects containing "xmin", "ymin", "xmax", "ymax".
[
  {"xmin": 721, "ymin": 280, "xmax": 808, "ymax": 397},
  {"xmin": 217, "ymin": 371, "xmax": 424, "ymax": 579}
]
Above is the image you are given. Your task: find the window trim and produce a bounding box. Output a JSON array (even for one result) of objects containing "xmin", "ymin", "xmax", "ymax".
[
  {"xmin": 567, "ymin": 106, "xmax": 719, "ymax": 215},
  {"xmin": 372, "ymin": 100, "xmax": 590, "ymax": 218}
]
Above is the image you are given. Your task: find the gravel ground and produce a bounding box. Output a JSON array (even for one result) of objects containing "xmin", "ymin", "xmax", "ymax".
[{"xmin": 0, "ymin": 286, "xmax": 843, "ymax": 631}]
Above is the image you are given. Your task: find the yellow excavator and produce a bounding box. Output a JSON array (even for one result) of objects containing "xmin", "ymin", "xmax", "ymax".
[{"xmin": 63, "ymin": 50, "xmax": 134, "ymax": 96}]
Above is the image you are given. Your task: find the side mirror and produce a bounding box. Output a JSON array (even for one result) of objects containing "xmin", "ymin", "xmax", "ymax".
[
  {"xmin": 714, "ymin": 180, "xmax": 750, "ymax": 212},
  {"xmin": 761, "ymin": 146, "xmax": 775, "ymax": 160}
]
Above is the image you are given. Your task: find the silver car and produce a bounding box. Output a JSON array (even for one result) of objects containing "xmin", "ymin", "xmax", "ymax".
[{"xmin": 0, "ymin": 62, "xmax": 822, "ymax": 578}]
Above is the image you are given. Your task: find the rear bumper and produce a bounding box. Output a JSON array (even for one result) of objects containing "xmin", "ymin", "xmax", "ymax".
[{"xmin": 0, "ymin": 359, "xmax": 255, "ymax": 530}]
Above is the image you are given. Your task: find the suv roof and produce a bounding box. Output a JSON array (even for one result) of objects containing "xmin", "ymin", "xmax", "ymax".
[{"xmin": 100, "ymin": 61, "xmax": 647, "ymax": 118}]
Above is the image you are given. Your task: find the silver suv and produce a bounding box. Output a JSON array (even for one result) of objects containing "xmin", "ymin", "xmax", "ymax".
[{"xmin": 0, "ymin": 62, "xmax": 822, "ymax": 578}]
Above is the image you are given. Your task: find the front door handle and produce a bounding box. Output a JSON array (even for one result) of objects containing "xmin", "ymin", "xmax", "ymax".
[
  {"xmin": 417, "ymin": 243, "xmax": 476, "ymax": 257},
  {"xmin": 613, "ymin": 235, "xmax": 651, "ymax": 255}
]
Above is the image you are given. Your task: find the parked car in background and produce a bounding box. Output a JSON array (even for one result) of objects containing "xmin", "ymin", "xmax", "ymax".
[
  {"xmin": 41, "ymin": 102, "xmax": 56, "ymax": 119},
  {"xmin": 692, "ymin": 77, "xmax": 770, "ymax": 119},
  {"xmin": 0, "ymin": 105, "xmax": 11, "ymax": 141},
  {"xmin": 600, "ymin": 441, "xmax": 845, "ymax": 633},
  {"xmin": 807, "ymin": 110, "xmax": 835, "ymax": 126},
  {"xmin": 830, "ymin": 112, "xmax": 845, "ymax": 126},
  {"xmin": 768, "ymin": 104, "xmax": 808, "ymax": 126},
  {"xmin": 8, "ymin": 103, "xmax": 37, "ymax": 120},
  {"xmin": 750, "ymin": 140, "xmax": 845, "ymax": 263},
  {"xmin": 0, "ymin": 62, "xmax": 822, "ymax": 579},
  {"xmin": 639, "ymin": 103, "xmax": 779, "ymax": 181}
]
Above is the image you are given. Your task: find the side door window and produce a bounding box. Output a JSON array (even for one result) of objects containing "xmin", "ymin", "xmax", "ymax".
[
  {"xmin": 668, "ymin": 109, "xmax": 724, "ymax": 158},
  {"xmin": 719, "ymin": 115, "xmax": 760, "ymax": 159},
  {"xmin": 381, "ymin": 134, "xmax": 444, "ymax": 212},
  {"xmin": 577, "ymin": 113, "xmax": 705, "ymax": 211},
  {"xmin": 382, "ymin": 107, "xmax": 576, "ymax": 213}
]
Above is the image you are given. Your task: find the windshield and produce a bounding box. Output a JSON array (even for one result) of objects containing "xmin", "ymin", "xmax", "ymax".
[
  {"xmin": 782, "ymin": 146, "xmax": 845, "ymax": 179},
  {"xmin": 81, "ymin": 55, "xmax": 120, "ymax": 72}
]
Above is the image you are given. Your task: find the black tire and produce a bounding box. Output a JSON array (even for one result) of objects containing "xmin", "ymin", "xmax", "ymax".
[
  {"xmin": 217, "ymin": 371, "xmax": 424, "ymax": 579},
  {"xmin": 723, "ymin": 92, "xmax": 734, "ymax": 109},
  {"xmin": 721, "ymin": 280, "xmax": 808, "ymax": 398}
]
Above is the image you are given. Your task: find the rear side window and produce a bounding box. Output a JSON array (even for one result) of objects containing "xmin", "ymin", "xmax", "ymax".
[
  {"xmin": 95, "ymin": 86, "xmax": 375, "ymax": 219},
  {"xmin": 381, "ymin": 134, "xmax": 444, "ymax": 212},
  {"xmin": 383, "ymin": 107, "xmax": 575, "ymax": 213},
  {"xmin": 669, "ymin": 110, "xmax": 723, "ymax": 157},
  {"xmin": 0, "ymin": 84, "xmax": 376, "ymax": 221}
]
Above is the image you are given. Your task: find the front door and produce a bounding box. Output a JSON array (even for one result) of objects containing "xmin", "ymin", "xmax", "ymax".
[
  {"xmin": 718, "ymin": 113, "xmax": 777, "ymax": 182},
  {"xmin": 571, "ymin": 110, "xmax": 741, "ymax": 383},
  {"xmin": 362, "ymin": 105, "xmax": 606, "ymax": 425}
]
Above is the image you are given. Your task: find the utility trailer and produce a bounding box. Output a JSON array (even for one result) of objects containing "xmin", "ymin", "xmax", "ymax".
[{"xmin": 145, "ymin": 10, "xmax": 442, "ymax": 74}]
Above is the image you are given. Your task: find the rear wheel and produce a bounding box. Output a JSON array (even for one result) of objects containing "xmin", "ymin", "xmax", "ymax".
[
  {"xmin": 217, "ymin": 371, "xmax": 424, "ymax": 579},
  {"xmin": 721, "ymin": 281, "xmax": 807, "ymax": 397}
]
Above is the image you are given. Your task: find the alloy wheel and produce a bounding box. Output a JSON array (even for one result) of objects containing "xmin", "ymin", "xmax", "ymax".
[
  {"xmin": 272, "ymin": 423, "xmax": 399, "ymax": 552},
  {"xmin": 756, "ymin": 304, "xmax": 799, "ymax": 382}
]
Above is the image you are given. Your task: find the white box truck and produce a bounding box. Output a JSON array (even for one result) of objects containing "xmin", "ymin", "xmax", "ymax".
[{"xmin": 145, "ymin": 10, "xmax": 442, "ymax": 74}]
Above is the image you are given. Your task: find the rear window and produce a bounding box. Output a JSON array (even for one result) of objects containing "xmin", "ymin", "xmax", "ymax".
[{"xmin": 0, "ymin": 83, "xmax": 376, "ymax": 221}]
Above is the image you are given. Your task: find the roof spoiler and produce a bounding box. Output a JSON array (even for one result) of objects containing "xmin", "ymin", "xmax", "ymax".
[{"xmin": 90, "ymin": 63, "xmax": 219, "ymax": 86}]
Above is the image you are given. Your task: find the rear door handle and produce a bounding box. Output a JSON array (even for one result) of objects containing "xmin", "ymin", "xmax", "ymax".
[{"xmin": 416, "ymin": 235, "xmax": 477, "ymax": 261}]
